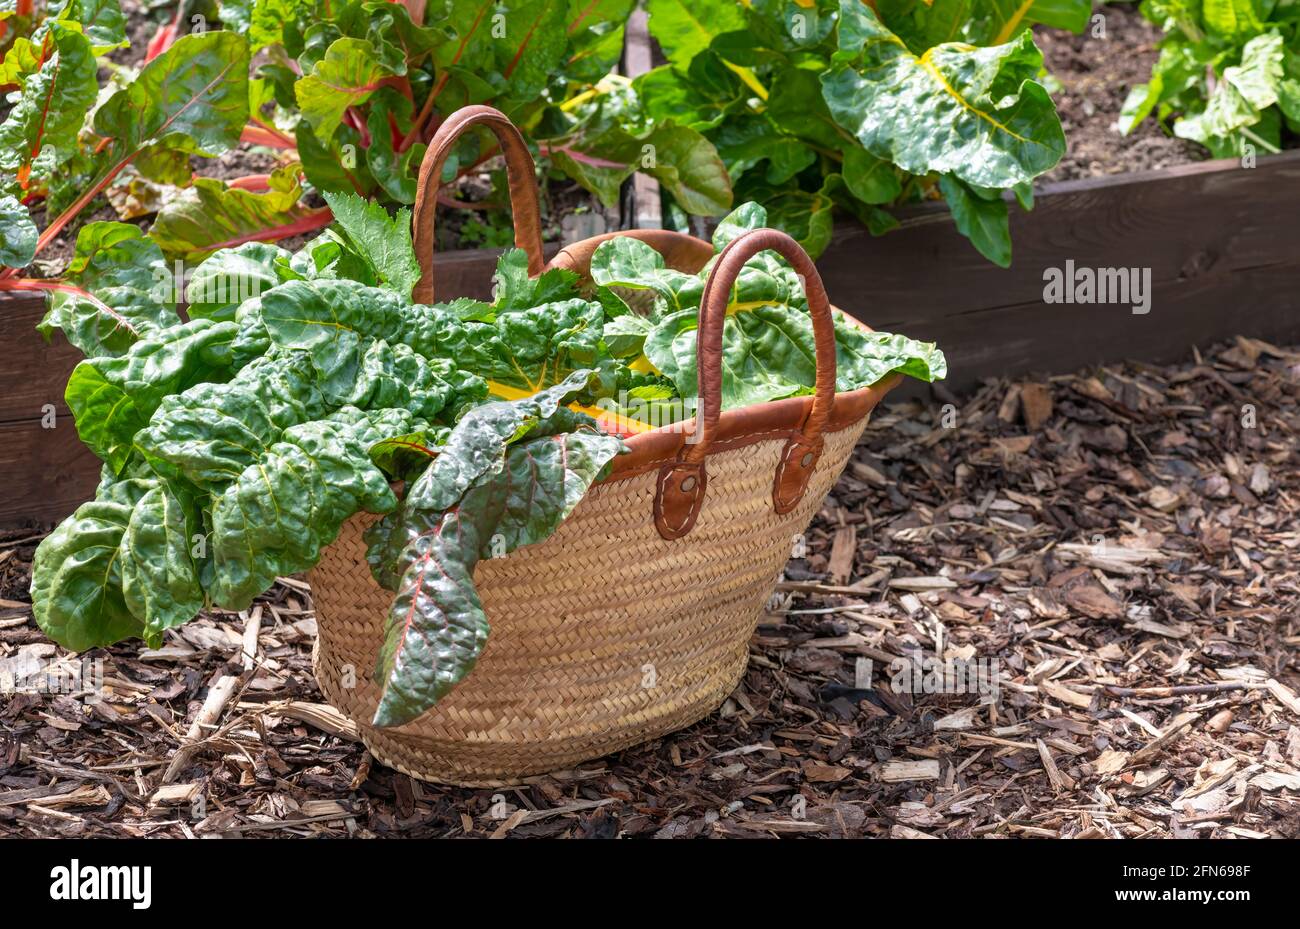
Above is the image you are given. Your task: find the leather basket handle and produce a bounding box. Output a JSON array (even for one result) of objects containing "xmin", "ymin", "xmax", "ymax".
[
  {"xmin": 411, "ymin": 105, "xmax": 546, "ymax": 304},
  {"xmin": 654, "ymin": 228, "xmax": 839, "ymax": 539}
]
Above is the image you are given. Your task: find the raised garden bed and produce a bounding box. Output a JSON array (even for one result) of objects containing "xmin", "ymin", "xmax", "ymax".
[{"xmin": 6, "ymin": 149, "xmax": 1300, "ymax": 527}]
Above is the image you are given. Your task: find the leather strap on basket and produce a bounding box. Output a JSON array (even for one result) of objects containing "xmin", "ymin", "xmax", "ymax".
[
  {"xmin": 411, "ymin": 105, "xmax": 545, "ymax": 304},
  {"xmin": 653, "ymin": 228, "xmax": 838, "ymax": 539}
]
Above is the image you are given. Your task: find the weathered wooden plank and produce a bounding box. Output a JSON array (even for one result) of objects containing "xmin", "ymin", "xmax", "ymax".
[
  {"xmin": 0, "ymin": 291, "xmax": 75, "ymax": 422},
  {"xmin": 0, "ymin": 415, "xmax": 101, "ymax": 528},
  {"xmin": 823, "ymin": 151, "xmax": 1300, "ymax": 390}
]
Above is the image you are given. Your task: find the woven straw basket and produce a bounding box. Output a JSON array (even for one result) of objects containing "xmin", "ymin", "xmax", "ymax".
[{"xmin": 307, "ymin": 107, "xmax": 900, "ymax": 785}]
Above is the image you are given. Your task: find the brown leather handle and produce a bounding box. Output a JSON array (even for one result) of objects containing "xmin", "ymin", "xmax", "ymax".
[
  {"xmin": 411, "ymin": 105, "xmax": 545, "ymax": 304},
  {"xmin": 654, "ymin": 228, "xmax": 840, "ymax": 539}
]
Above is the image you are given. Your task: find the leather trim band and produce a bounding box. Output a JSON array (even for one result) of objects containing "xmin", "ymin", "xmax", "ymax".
[{"xmin": 653, "ymin": 458, "xmax": 707, "ymax": 540}]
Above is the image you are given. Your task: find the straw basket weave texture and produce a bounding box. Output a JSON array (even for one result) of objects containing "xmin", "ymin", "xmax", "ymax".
[
  {"xmin": 305, "ymin": 105, "xmax": 899, "ymax": 785},
  {"xmin": 310, "ymin": 418, "xmax": 868, "ymax": 785}
]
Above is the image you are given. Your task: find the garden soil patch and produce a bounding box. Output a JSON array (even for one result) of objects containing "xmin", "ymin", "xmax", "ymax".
[
  {"xmin": 1036, "ymin": 4, "xmax": 1204, "ymax": 182},
  {"xmin": 3, "ymin": 337, "xmax": 1297, "ymax": 838}
]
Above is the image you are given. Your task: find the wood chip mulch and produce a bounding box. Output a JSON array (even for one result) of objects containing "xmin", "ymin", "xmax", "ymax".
[{"xmin": 2, "ymin": 336, "xmax": 1298, "ymax": 838}]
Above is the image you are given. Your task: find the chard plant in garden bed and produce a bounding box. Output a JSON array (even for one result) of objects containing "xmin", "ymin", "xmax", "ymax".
[
  {"xmin": 1121, "ymin": 0, "xmax": 1300, "ymax": 157},
  {"xmin": 632, "ymin": 0, "xmax": 1086, "ymax": 265},
  {"xmin": 30, "ymin": 197, "xmax": 944, "ymax": 727},
  {"xmin": 0, "ymin": 0, "xmax": 730, "ymax": 291}
]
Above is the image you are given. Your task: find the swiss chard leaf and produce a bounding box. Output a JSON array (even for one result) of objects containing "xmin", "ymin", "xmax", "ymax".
[
  {"xmin": 0, "ymin": 22, "xmax": 98, "ymax": 195},
  {"xmin": 30, "ymin": 479, "xmax": 153, "ymax": 651},
  {"xmin": 209, "ymin": 414, "xmax": 403, "ymax": 608},
  {"xmin": 67, "ymin": 319, "xmax": 241, "ymax": 474},
  {"xmin": 295, "ymin": 37, "xmax": 399, "ymax": 140},
  {"xmin": 0, "ymin": 193, "xmax": 38, "ymax": 268},
  {"xmin": 37, "ymin": 222, "xmax": 177, "ymax": 357},
  {"xmin": 93, "ymin": 31, "xmax": 250, "ymax": 178},
  {"xmin": 258, "ymin": 278, "xmax": 491, "ymax": 395},
  {"xmin": 120, "ymin": 482, "xmax": 205, "ymax": 647},
  {"xmin": 187, "ymin": 243, "xmax": 301, "ymax": 323},
  {"xmin": 822, "ymin": 3, "xmax": 1064, "ymax": 190},
  {"xmin": 365, "ymin": 375, "xmax": 624, "ymax": 727},
  {"xmin": 150, "ymin": 167, "xmax": 325, "ymax": 262}
]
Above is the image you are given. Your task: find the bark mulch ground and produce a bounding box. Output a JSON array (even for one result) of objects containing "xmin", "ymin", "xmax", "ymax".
[{"xmin": 2, "ymin": 336, "xmax": 1299, "ymax": 838}]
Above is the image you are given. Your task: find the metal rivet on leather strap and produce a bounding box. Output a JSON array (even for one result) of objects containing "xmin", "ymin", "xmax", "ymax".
[
  {"xmin": 800, "ymin": 452, "xmax": 814, "ymax": 467},
  {"xmin": 680, "ymin": 475, "xmax": 697, "ymax": 492}
]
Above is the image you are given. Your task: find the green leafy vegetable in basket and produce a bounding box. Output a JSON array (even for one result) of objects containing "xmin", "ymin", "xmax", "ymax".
[
  {"xmin": 1120, "ymin": 0, "xmax": 1300, "ymax": 158},
  {"xmin": 30, "ymin": 195, "xmax": 944, "ymax": 727},
  {"xmin": 635, "ymin": 0, "xmax": 1080, "ymax": 266}
]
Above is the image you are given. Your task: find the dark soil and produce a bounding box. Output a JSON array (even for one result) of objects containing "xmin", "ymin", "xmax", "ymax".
[
  {"xmin": 108, "ymin": 0, "xmax": 159, "ymax": 71},
  {"xmin": 4, "ymin": 337, "xmax": 1298, "ymax": 838},
  {"xmin": 1036, "ymin": 3, "xmax": 1204, "ymax": 182}
]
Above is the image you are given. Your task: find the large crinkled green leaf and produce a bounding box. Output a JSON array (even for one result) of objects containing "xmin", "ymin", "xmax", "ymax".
[
  {"xmin": 0, "ymin": 22, "xmax": 98, "ymax": 192},
  {"xmin": 822, "ymin": 1, "xmax": 1064, "ymax": 190},
  {"xmin": 0, "ymin": 193, "xmax": 37, "ymax": 268},
  {"xmin": 319, "ymin": 191, "xmax": 422, "ymax": 299},
  {"xmin": 64, "ymin": 365, "xmax": 153, "ymax": 476},
  {"xmin": 646, "ymin": 303, "xmax": 820, "ymax": 408},
  {"xmin": 465, "ymin": 297, "xmax": 613, "ymax": 397},
  {"xmin": 589, "ymin": 236, "xmax": 702, "ymax": 315},
  {"xmin": 93, "ymin": 31, "xmax": 250, "ymax": 176},
  {"xmin": 711, "ymin": 201, "xmax": 769, "ymax": 250},
  {"xmin": 37, "ymin": 223, "xmax": 178, "ymax": 358},
  {"xmin": 642, "ymin": 204, "xmax": 949, "ymax": 405},
  {"xmin": 187, "ymin": 243, "xmax": 301, "ymax": 323},
  {"xmin": 399, "ymin": 372, "xmax": 597, "ymax": 514},
  {"xmin": 341, "ymin": 338, "xmax": 469, "ymax": 420},
  {"xmin": 66, "ymin": 319, "xmax": 241, "ymax": 473},
  {"xmin": 30, "ymin": 480, "xmax": 152, "ymax": 651},
  {"xmin": 364, "ymin": 375, "xmax": 623, "ymax": 727},
  {"xmin": 208, "ymin": 414, "xmax": 403, "ymax": 608},
  {"xmin": 119, "ymin": 483, "xmax": 205, "ymax": 647},
  {"xmin": 258, "ymin": 278, "xmax": 491, "ymax": 395},
  {"xmin": 295, "ymin": 37, "xmax": 399, "ymax": 140},
  {"xmin": 135, "ymin": 350, "xmax": 328, "ymax": 490},
  {"xmin": 833, "ymin": 322, "xmax": 948, "ymax": 389}
]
